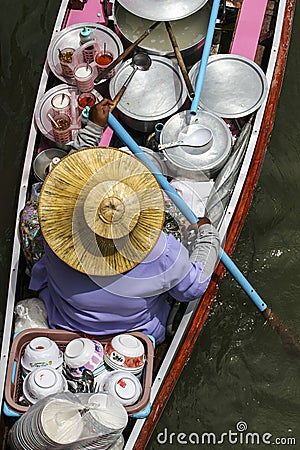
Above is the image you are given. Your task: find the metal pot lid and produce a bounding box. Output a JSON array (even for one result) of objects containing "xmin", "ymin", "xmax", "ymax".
[
  {"xmin": 114, "ymin": 3, "xmax": 210, "ymax": 55},
  {"xmin": 120, "ymin": 146, "xmax": 168, "ymax": 175},
  {"xmin": 116, "ymin": 0, "xmax": 209, "ymax": 21},
  {"xmin": 34, "ymin": 84, "xmax": 102, "ymax": 142},
  {"xmin": 109, "ymin": 56, "xmax": 187, "ymax": 122},
  {"xmin": 47, "ymin": 22, "xmax": 123, "ymax": 85},
  {"xmin": 161, "ymin": 110, "xmax": 232, "ymax": 172},
  {"xmin": 189, "ymin": 54, "xmax": 268, "ymax": 118}
]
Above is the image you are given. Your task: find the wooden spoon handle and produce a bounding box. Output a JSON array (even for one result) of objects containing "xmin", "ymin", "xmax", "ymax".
[
  {"xmin": 165, "ymin": 21, "xmax": 195, "ymax": 98},
  {"xmin": 95, "ymin": 21, "xmax": 160, "ymax": 84}
]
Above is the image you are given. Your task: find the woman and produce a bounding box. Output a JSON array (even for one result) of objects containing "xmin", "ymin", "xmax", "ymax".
[{"xmin": 29, "ymin": 99, "xmax": 220, "ymax": 344}]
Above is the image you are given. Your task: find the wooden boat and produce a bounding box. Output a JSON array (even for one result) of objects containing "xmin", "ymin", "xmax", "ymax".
[{"xmin": 0, "ymin": 0, "xmax": 296, "ymax": 448}]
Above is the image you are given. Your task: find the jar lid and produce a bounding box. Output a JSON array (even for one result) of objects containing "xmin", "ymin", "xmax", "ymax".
[
  {"xmin": 80, "ymin": 26, "xmax": 92, "ymax": 38},
  {"xmin": 82, "ymin": 106, "xmax": 90, "ymax": 119}
]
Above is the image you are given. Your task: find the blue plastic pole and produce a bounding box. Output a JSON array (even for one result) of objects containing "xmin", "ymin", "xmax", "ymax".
[
  {"xmin": 190, "ymin": 0, "xmax": 221, "ymax": 115},
  {"xmin": 108, "ymin": 114, "xmax": 198, "ymax": 223},
  {"xmin": 219, "ymin": 249, "xmax": 267, "ymax": 311},
  {"xmin": 108, "ymin": 113, "xmax": 268, "ymax": 313}
]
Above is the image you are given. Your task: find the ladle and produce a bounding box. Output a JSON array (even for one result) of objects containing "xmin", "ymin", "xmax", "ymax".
[
  {"xmin": 94, "ymin": 21, "xmax": 159, "ymax": 84},
  {"xmin": 111, "ymin": 53, "xmax": 152, "ymax": 110},
  {"xmin": 158, "ymin": 127, "xmax": 213, "ymax": 150}
]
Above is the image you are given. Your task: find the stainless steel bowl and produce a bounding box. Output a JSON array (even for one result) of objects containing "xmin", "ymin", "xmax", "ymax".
[{"xmin": 33, "ymin": 148, "xmax": 67, "ymax": 181}]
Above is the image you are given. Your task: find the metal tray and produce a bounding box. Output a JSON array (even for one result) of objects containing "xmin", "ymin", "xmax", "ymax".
[
  {"xmin": 189, "ymin": 54, "xmax": 268, "ymax": 118},
  {"xmin": 47, "ymin": 22, "xmax": 123, "ymax": 85},
  {"xmin": 116, "ymin": 0, "xmax": 209, "ymax": 21},
  {"xmin": 109, "ymin": 55, "xmax": 187, "ymax": 122},
  {"xmin": 34, "ymin": 84, "xmax": 101, "ymax": 142}
]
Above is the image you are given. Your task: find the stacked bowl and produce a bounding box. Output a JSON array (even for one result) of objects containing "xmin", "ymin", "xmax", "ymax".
[
  {"xmin": 21, "ymin": 336, "xmax": 63, "ymax": 376},
  {"xmin": 64, "ymin": 337, "xmax": 105, "ymax": 379},
  {"xmin": 104, "ymin": 334, "xmax": 145, "ymax": 375}
]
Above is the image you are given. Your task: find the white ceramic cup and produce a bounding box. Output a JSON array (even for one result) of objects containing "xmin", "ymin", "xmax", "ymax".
[{"xmin": 23, "ymin": 367, "xmax": 67, "ymax": 404}]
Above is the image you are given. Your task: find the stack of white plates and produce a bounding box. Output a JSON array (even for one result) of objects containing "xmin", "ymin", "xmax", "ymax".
[
  {"xmin": 73, "ymin": 393, "xmax": 128, "ymax": 449},
  {"xmin": 8, "ymin": 393, "xmax": 128, "ymax": 450},
  {"xmin": 8, "ymin": 398, "xmax": 84, "ymax": 449}
]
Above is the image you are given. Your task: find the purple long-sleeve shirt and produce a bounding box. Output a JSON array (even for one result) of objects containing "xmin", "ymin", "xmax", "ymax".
[{"xmin": 30, "ymin": 228, "xmax": 218, "ymax": 343}]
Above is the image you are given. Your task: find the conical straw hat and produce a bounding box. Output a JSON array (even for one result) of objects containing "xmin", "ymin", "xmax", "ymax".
[{"xmin": 38, "ymin": 147, "xmax": 165, "ymax": 276}]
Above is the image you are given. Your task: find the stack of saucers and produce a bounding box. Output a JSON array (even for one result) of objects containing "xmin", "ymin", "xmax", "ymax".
[
  {"xmin": 73, "ymin": 393, "xmax": 128, "ymax": 449},
  {"xmin": 104, "ymin": 334, "xmax": 145, "ymax": 376}
]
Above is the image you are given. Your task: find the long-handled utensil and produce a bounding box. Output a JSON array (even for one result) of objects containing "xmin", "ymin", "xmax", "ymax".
[
  {"xmin": 190, "ymin": 0, "xmax": 221, "ymax": 115},
  {"xmin": 164, "ymin": 21, "xmax": 195, "ymax": 98},
  {"xmin": 158, "ymin": 127, "xmax": 212, "ymax": 150},
  {"xmin": 111, "ymin": 53, "xmax": 152, "ymax": 110},
  {"xmin": 47, "ymin": 113, "xmax": 59, "ymax": 128},
  {"xmin": 94, "ymin": 21, "xmax": 159, "ymax": 84},
  {"xmin": 107, "ymin": 112, "xmax": 300, "ymax": 354}
]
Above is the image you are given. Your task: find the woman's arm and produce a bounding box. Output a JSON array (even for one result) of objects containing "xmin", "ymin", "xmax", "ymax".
[{"xmin": 71, "ymin": 98, "xmax": 114, "ymax": 151}]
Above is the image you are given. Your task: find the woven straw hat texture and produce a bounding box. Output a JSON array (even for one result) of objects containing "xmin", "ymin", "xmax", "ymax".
[{"xmin": 38, "ymin": 147, "xmax": 165, "ymax": 276}]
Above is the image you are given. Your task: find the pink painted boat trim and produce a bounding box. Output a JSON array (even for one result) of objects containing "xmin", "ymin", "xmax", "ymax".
[
  {"xmin": 230, "ymin": 0, "xmax": 268, "ymax": 60},
  {"xmin": 67, "ymin": 1, "xmax": 107, "ymax": 26},
  {"xmin": 67, "ymin": 3, "xmax": 114, "ymax": 147},
  {"xmin": 99, "ymin": 126, "xmax": 114, "ymax": 146}
]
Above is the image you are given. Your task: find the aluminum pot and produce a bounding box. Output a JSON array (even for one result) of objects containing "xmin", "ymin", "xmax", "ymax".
[
  {"xmin": 160, "ymin": 110, "xmax": 232, "ymax": 181},
  {"xmin": 113, "ymin": 1, "xmax": 211, "ymax": 67},
  {"xmin": 109, "ymin": 55, "xmax": 188, "ymax": 133}
]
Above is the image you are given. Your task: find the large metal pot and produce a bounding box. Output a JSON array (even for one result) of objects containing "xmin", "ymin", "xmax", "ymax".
[
  {"xmin": 160, "ymin": 110, "xmax": 232, "ymax": 181},
  {"xmin": 109, "ymin": 55, "xmax": 188, "ymax": 133},
  {"xmin": 113, "ymin": 1, "xmax": 211, "ymax": 67}
]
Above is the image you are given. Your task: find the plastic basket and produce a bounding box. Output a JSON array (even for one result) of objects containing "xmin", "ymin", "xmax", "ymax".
[{"xmin": 4, "ymin": 328, "xmax": 154, "ymax": 416}]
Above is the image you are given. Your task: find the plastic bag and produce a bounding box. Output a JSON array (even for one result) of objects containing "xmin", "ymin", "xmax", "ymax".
[
  {"xmin": 30, "ymin": 182, "xmax": 43, "ymax": 202},
  {"xmin": 8, "ymin": 391, "xmax": 127, "ymax": 450},
  {"xmin": 14, "ymin": 298, "xmax": 49, "ymax": 334}
]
